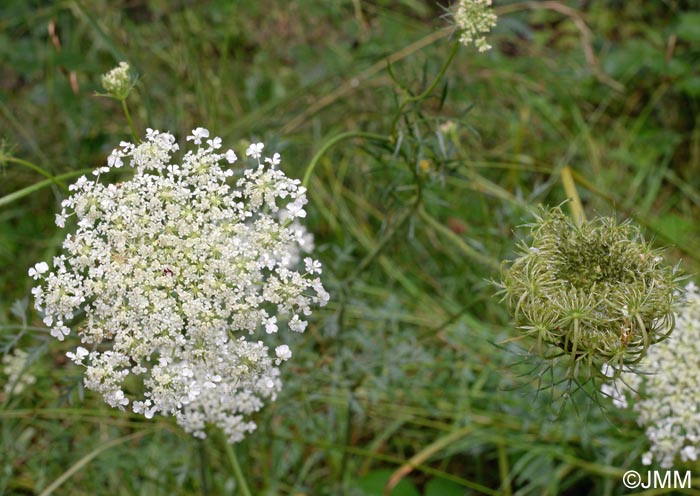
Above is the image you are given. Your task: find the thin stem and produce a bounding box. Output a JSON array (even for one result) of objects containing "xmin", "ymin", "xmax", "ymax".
[
  {"xmin": 635, "ymin": 313, "xmax": 650, "ymax": 354},
  {"xmin": 302, "ymin": 131, "xmax": 391, "ymax": 188},
  {"xmin": 561, "ymin": 165, "xmax": 586, "ymax": 224},
  {"xmin": 38, "ymin": 430, "xmax": 153, "ymax": 496},
  {"xmin": 281, "ymin": 28, "xmax": 451, "ymax": 134},
  {"xmin": 384, "ymin": 426, "xmax": 476, "ymax": 495},
  {"xmin": 0, "ymin": 168, "xmax": 94, "ymax": 207},
  {"xmin": 198, "ymin": 440, "xmax": 211, "ymax": 496},
  {"xmin": 224, "ymin": 442, "xmax": 252, "ymax": 496},
  {"xmin": 120, "ymin": 98, "xmax": 139, "ymax": 142},
  {"xmin": 568, "ymin": 317, "xmax": 580, "ymax": 376},
  {"xmin": 404, "ymin": 40, "xmax": 459, "ymax": 104},
  {"xmin": 390, "ymin": 40, "xmax": 460, "ymax": 134},
  {"xmin": 497, "ymin": 438, "xmax": 513, "ymax": 496},
  {"xmin": 1, "ymin": 156, "xmax": 69, "ymax": 191},
  {"xmin": 338, "ymin": 391, "xmax": 354, "ymax": 488}
]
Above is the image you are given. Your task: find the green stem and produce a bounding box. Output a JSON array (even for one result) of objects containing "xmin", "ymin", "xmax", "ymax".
[
  {"xmin": 497, "ymin": 438, "xmax": 512, "ymax": 496},
  {"xmin": 302, "ymin": 131, "xmax": 391, "ymax": 188},
  {"xmin": 224, "ymin": 442, "xmax": 252, "ymax": 496},
  {"xmin": 561, "ymin": 165, "xmax": 586, "ymax": 224},
  {"xmin": 1, "ymin": 156, "xmax": 69, "ymax": 191},
  {"xmin": 0, "ymin": 168, "xmax": 94, "ymax": 207},
  {"xmin": 38, "ymin": 430, "xmax": 152, "ymax": 496},
  {"xmin": 121, "ymin": 98, "xmax": 139, "ymax": 142},
  {"xmin": 384, "ymin": 426, "xmax": 477, "ymax": 496},
  {"xmin": 390, "ymin": 40, "xmax": 460, "ymax": 134},
  {"xmin": 404, "ymin": 40, "xmax": 459, "ymax": 104},
  {"xmin": 198, "ymin": 440, "xmax": 211, "ymax": 496}
]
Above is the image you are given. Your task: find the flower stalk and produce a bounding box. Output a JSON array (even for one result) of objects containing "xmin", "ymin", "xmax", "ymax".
[
  {"xmin": 224, "ymin": 442, "xmax": 253, "ymax": 496},
  {"xmin": 100, "ymin": 61, "xmax": 139, "ymax": 141},
  {"xmin": 560, "ymin": 165, "xmax": 586, "ymax": 224}
]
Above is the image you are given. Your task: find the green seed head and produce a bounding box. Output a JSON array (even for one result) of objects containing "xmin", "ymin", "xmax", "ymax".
[{"xmin": 500, "ymin": 207, "xmax": 679, "ymax": 377}]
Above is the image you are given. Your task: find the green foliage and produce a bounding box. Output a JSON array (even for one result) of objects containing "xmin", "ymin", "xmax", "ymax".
[
  {"xmin": 2, "ymin": 1, "xmax": 700, "ymax": 495},
  {"xmin": 356, "ymin": 469, "xmax": 420, "ymax": 496}
]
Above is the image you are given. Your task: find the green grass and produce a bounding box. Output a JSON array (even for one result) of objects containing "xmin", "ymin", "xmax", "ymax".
[{"xmin": 2, "ymin": 0, "xmax": 700, "ymax": 494}]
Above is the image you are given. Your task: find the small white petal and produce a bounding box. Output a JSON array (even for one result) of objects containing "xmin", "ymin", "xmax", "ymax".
[
  {"xmin": 275, "ymin": 345, "xmax": 292, "ymax": 361},
  {"xmin": 225, "ymin": 149, "xmax": 237, "ymax": 164}
]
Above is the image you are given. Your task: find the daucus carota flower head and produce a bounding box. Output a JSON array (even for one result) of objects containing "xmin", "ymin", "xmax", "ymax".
[
  {"xmin": 602, "ymin": 283, "xmax": 700, "ymax": 468},
  {"xmin": 30, "ymin": 128, "xmax": 328, "ymax": 442},
  {"xmin": 453, "ymin": 0, "xmax": 498, "ymax": 52},
  {"xmin": 101, "ymin": 61, "xmax": 134, "ymax": 100},
  {"xmin": 499, "ymin": 206, "xmax": 678, "ymax": 378}
]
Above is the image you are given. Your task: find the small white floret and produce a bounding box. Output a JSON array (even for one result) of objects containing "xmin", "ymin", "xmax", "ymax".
[
  {"xmin": 246, "ymin": 142, "xmax": 264, "ymax": 160},
  {"xmin": 187, "ymin": 127, "xmax": 210, "ymax": 145},
  {"xmin": 55, "ymin": 213, "xmax": 66, "ymax": 228},
  {"xmin": 275, "ymin": 345, "xmax": 292, "ymax": 361},
  {"xmin": 225, "ymin": 149, "xmax": 237, "ymax": 164},
  {"xmin": 264, "ymin": 153, "xmax": 281, "ymax": 167},
  {"xmin": 265, "ymin": 316, "xmax": 278, "ymax": 334},
  {"xmin": 66, "ymin": 346, "xmax": 89, "ymax": 365},
  {"xmin": 28, "ymin": 262, "xmax": 49, "ymax": 279},
  {"xmin": 304, "ymin": 257, "xmax": 322, "ymax": 275}
]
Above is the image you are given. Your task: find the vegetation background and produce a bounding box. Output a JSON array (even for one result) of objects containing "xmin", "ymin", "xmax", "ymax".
[{"xmin": 2, "ymin": 0, "xmax": 700, "ymax": 494}]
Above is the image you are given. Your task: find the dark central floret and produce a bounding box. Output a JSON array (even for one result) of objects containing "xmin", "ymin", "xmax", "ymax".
[{"xmin": 556, "ymin": 236, "xmax": 636, "ymax": 290}]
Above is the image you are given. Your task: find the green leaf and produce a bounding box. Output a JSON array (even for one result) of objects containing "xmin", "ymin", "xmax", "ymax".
[
  {"xmin": 678, "ymin": 76, "xmax": 700, "ymax": 97},
  {"xmin": 676, "ymin": 13, "xmax": 700, "ymax": 42},
  {"xmin": 356, "ymin": 469, "xmax": 420, "ymax": 496},
  {"xmin": 425, "ymin": 477, "xmax": 465, "ymax": 496}
]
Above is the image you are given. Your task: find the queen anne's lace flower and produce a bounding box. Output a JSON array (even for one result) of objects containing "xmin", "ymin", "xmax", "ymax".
[
  {"xmin": 500, "ymin": 207, "xmax": 678, "ymax": 378},
  {"xmin": 603, "ymin": 283, "xmax": 700, "ymax": 468},
  {"xmin": 31, "ymin": 128, "xmax": 328, "ymax": 442},
  {"xmin": 454, "ymin": 0, "xmax": 497, "ymax": 52}
]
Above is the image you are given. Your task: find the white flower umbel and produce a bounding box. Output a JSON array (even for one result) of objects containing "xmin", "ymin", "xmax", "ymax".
[
  {"xmin": 602, "ymin": 283, "xmax": 700, "ymax": 468},
  {"xmin": 454, "ymin": 0, "xmax": 498, "ymax": 52},
  {"xmin": 101, "ymin": 61, "xmax": 133, "ymax": 100},
  {"xmin": 31, "ymin": 128, "xmax": 328, "ymax": 442}
]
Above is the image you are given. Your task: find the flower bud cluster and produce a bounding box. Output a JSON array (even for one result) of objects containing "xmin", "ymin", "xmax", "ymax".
[
  {"xmin": 30, "ymin": 128, "xmax": 328, "ymax": 442},
  {"xmin": 500, "ymin": 207, "xmax": 678, "ymax": 376},
  {"xmin": 454, "ymin": 0, "xmax": 497, "ymax": 52},
  {"xmin": 101, "ymin": 61, "xmax": 134, "ymax": 100},
  {"xmin": 602, "ymin": 283, "xmax": 700, "ymax": 468}
]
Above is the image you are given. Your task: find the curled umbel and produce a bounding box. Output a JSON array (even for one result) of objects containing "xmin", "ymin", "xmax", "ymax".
[{"xmin": 500, "ymin": 207, "xmax": 679, "ymax": 377}]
